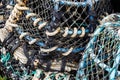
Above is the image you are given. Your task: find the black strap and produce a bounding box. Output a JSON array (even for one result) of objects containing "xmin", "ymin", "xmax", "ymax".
[
  {"xmin": 0, "ymin": 24, "xmax": 4, "ymax": 28},
  {"xmin": 23, "ymin": 43, "xmax": 29, "ymax": 58},
  {"xmin": 45, "ymin": 61, "xmax": 51, "ymax": 72},
  {"xmin": 0, "ymin": 20, "xmax": 5, "ymax": 24},
  {"xmin": 4, "ymin": 36, "xmax": 15, "ymax": 48},
  {"xmin": 1, "ymin": 0, "xmax": 7, "ymax": 5},
  {"xmin": 0, "ymin": 5, "xmax": 6, "ymax": 9},
  {"xmin": 0, "ymin": 11, "xmax": 4, "ymax": 15},
  {"xmin": 2, "ymin": 32, "xmax": 21, "ymax": 54},
  {"xmin": 2, "ymin": 32, "xmax": 14, "ymax": 46},
  {"xmin": 61, "ymin": 58, "xmax": 66, "ymax": 72},
  {"xmin": 9, "ymin": 39, "xmax": 21, "ymax": 54}
]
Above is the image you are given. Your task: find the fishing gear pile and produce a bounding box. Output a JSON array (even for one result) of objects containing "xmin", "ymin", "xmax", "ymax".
[{"xmin": 0, "ymin": 0, "xmax": 118, "ymax": 80}]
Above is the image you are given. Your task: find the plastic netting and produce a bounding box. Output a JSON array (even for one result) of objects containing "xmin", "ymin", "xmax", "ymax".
[{"xmin": 76, "ymin": 14, "xmax": 120, "ymax": 80}]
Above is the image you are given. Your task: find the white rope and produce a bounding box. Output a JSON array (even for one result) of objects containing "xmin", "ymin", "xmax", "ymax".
[
  {"xmin": 6, "ymin": 5, "xmax": 13, "ymax": 9},
  {"xmin": 5, "ymin": 2, "xmax": 29, "ymax": 31},
  {"xmin": 38, "ymin": 22, "xmax": 47, "ymax": 30},
  {"xmin": 15, "ymin": 4, "xmax": 29, "ymax": 10},
  {"xmin": 71, "ymin": 27, "xmax": 78, "ymax": 37},
  {"xmin": 40, "ymin": 46, "xmax": 58, "ymax": 52},
  {"xmin": 0, "ymin": 0, "xmax": 29, "ymax": 64},
  {"xmin": 6, "ymin": 20, "xmax": 18, "ymax": 27},
  {"xmin": 26, "ymin": 13, "xmax": 36, "ymax": 19},
  {"xmin": 62, "ymin": 47, "xmax": 73, "ymax": 56},
  {"xmin": 0, "ymin": 28, "xmax": 9, "ymax": 42},
  {"xmin": 28, "ymin": 38, "xmax": 38, "ymax": 45},
  {"xmin": 19, "ymin": 32, "xmax": 30, "ymax": 39},
  {"xmin": 46, "ymin": 27, "xmax": 60, "ymax": 36},
  {"xmin": 63, "ymin": 27, "xmax": 69, "ymax": 37},
  {"xmin": 33, "ymin": 18, "xmax": 42, "ymax": 26},
  {"xmin": 1, "ymin": 47, "xmax": 6, "ymax": 55},
  {"xmin": 79, "ymin": 27, "xmax": 85, "ymax": 37}
]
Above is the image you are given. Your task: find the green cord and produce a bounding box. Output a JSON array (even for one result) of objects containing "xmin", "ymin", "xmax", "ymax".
[
  {"xmin": 58, "ymin": 74, "xmax": 67, "ymax": 80},
  {"xmin": 45, "ymin": 73, "xmax": 56, "ymax": 80},
  {"xmin": 1, "ymin": 53, "xmax": 10, "ymax": 63}
]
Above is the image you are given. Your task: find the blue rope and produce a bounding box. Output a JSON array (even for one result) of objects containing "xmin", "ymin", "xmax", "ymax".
[
  {"xmin": 53, "ymin": 0, "xmax": 99, "ymax": 7},
  {"xmin": 16, "ymin": 27, "xmax": 85, "ymax": 53}
]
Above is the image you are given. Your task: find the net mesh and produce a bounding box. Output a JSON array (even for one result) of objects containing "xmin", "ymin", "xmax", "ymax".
[
  {"xmin": 18, "ymin": 0, "xmax": 109, "ymax": 33},
  {"xmin": 14, "ymin": 0, "xmax": 113, "ymax": 76},
  {"xmin": 0, "ymin": 0, "xmax": 115, "ymax": 79},
  {"xmin": 0, "ymin": 52, "xmax": 76, "ymax": 80},
  {"xmin": 76, "ymin": 14, "xmax": 120, "ymax": 80},
  {"xmin": 17, "ymin": 0, "xmax": 112, "ymax": 53}
]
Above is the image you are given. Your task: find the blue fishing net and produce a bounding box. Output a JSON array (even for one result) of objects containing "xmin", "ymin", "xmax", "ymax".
[{"xmin": 76, "ymin": 13, "xmax": 120, "ymax": 80}]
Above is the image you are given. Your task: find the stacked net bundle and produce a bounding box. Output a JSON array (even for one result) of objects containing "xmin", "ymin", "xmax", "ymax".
[{"xmin": 76, "ymin": 13, "xmax": 120, "ymax": 80}]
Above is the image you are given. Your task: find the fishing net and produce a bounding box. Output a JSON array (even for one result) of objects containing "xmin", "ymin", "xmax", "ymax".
[
  {"xmin": 76, "ymin": 13, "xmax": 120, "ymax": 80},
  {"xmin": 0, "ymin": 52, "xmax": 76, "ymax": 80},
  {"xmin": 15, "ymin": 0, "xmax": 112, "ymax": 60},
  {"xmin": 0, "ymin": 0, "xmax": 113, "ymax": 79}
]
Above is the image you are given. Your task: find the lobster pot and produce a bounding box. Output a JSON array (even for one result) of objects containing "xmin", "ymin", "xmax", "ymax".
[
  {"xmin": 76, "ymin": 18, "xmax": 120, "ymax": 80},
  {"xmin": 16, "ymin": 0, "xmax": 112, "ymax": 38},
  {"xmin": 11, "ymin": 0, "xmax": 113, "ymax": 72},
  {"xmin": 16, "ymin": 0, "xmax": 113, "ymax": 54}
]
